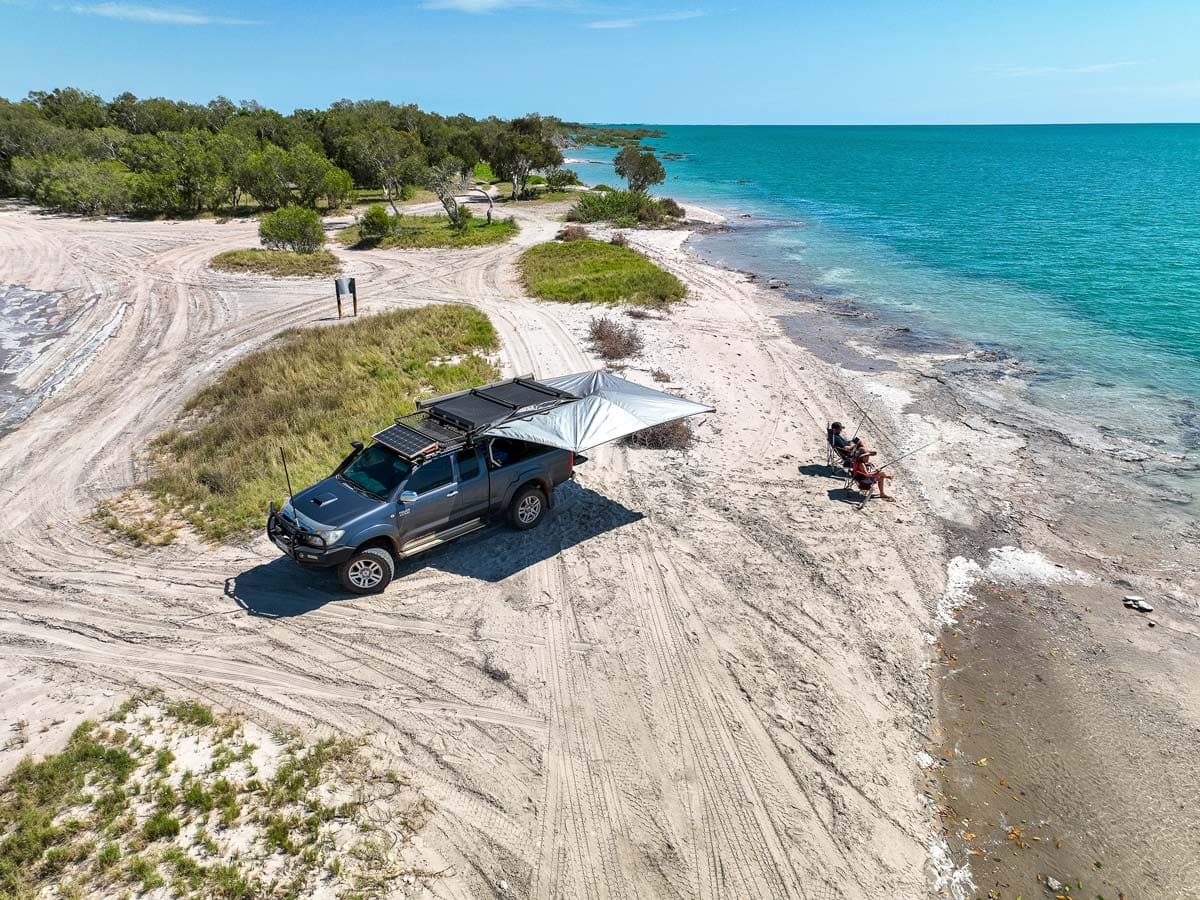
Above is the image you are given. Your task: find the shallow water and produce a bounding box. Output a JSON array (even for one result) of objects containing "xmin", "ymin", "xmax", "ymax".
[
  {"xmin": 0, "ymin": 284, "xmax": 86, "ymax": 431},
  {"xmin": 571, "ymin": 125, "xmax": 1200, "ymax": 455}
]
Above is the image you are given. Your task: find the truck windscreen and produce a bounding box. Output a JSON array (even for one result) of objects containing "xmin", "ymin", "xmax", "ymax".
[{"xmin": 339, "ymin": 444, "xmax": 414, "ymax": 499}]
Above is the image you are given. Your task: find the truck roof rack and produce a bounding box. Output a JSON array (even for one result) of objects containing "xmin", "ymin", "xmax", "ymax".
[{"xmin": 372, "ymin": 376, "xmax": 578, "ymax": 462}]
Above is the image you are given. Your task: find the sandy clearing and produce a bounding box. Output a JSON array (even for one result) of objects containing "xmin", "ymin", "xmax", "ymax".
[{"xmin": 1, "ymin": 200, "xmax": 950, "ymax": 898}]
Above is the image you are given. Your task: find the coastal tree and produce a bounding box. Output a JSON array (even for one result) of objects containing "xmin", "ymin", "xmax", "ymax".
[
  {"xmin": 427, "ymin": 157, "xmax": 468, "ymax": 227},
  {"xmin": 614, "ymin": 146, "xmax": 665, "ymax": 193},
  {"xmin": 343, "ymin": 127, "xmax": 426, "ymax": 214},
  {"xmin": 490, "ymin": 114, "xmax": 562, "ymax": 200}
]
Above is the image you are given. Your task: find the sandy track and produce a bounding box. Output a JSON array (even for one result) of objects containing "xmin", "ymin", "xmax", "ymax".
[{"xmin": 0, "ymin": 203, "xmax": 940, "ymax": 898}]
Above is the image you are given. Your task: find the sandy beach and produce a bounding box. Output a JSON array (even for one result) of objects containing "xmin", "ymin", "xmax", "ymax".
[{"xmin": 1, "ymin": 192, "xmax": 1196, "ymax": 899}]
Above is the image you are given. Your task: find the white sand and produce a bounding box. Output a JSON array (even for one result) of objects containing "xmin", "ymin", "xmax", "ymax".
[{"xmin": 6, "ymin": 195, "xmax": 1184, "ymax": 897}]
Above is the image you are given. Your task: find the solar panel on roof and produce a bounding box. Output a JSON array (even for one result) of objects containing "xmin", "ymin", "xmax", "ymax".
[
  {"xmin": 373, "ymin": 423, "xmax": 439, "ymax": 459},
  {"xmin": 476, "ymin": 381, "xmax": 562, "ymax": 408},
  {"xmin": 430, "ymin": 393, "xmax": 511, "ymax": 430}
]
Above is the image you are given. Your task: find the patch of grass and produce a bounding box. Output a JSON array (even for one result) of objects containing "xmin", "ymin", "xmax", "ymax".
[
  {"xmin": 92, "ymin": 496, "xmax": 178, "ymax": 546},
  {"xmin": 210, "ymin": 249, "xmax": 342, "ymax": 278},
  {"xmin": 472, "ymin": 161, "xmax": 497, "ymax": 182},
  {"xmin": 142, "ymin": 811, "xmax": 181, "ymax": 842},
  {"xmin": 337, "ymin": 214, "xmax": 517, "ymax": 249},
  {"xmin": 566, "ymin": 190, "xmax": 686, "ymax": 228},
  {"xmin": 519, "ymin": 239, "xmax": 686, "ymax": 306},
  {"xmin": 588, "ymin": 317, "xmax": 644, "ymax": 360},
  {"xmin": 140, "ymin": 304, "xmax": 499, "ymax": 541},
  {"xmin": 166, "ymin": 700, "xmax": 215, "ymax": 728},
  {"xmin": 127, "ymin": 853, "xmax": 164, "ymax": 892}
]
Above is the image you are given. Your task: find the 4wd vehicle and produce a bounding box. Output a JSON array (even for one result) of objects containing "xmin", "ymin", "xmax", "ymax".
[{"xmin": 267, "ymin": 371, "xmax": 711, "ymax": 594}]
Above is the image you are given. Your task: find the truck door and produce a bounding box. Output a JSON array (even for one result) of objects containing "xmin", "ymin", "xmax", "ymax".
[
  {"xmin": 395, "ymin": 456, "xmax": 455, "ymax": 545},
  {"xmin": 451, "ymin": 448, "xmax": 490, "ymax": 524}
]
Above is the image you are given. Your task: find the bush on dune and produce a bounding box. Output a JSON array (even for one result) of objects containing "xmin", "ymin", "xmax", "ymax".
[
  {"xmin": 566, "ymin": 190, "xmax": 686, "ymax": 228},
  {"xmin": 258, "ymin": 205, "xmax": 325, "ymax": 253}
]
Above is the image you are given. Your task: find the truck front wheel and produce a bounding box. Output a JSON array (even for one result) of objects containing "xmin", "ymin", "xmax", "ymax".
[
  {"xmin": 337, "ymin": 547, "xmax": 395, "ymax": 594},
  {"xmin": 508, "ymin": 485, "xmax": 547, "ymax": 530}
]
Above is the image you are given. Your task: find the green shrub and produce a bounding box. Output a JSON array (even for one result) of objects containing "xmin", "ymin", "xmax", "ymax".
[
  {"xmin": 358, "ymin": 204, "xmax": 391, "ymax": 240},
  {"xmin": 258, "ymin": 205, "xmax": 325, "ymax": 253},
  {"xmin": 566, "ymin": 190, "xmax": 685, "ymax": 228},
  {"xmin": 547, "ymin": 167, "xmax": 580, "ymax": 190}
]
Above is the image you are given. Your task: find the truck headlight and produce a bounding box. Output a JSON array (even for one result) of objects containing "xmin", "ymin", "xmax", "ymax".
[{"xmin": 302, "ymin": 529, "xmax": 344, "ymax": 548}]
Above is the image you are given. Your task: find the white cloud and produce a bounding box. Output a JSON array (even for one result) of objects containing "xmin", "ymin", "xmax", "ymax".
[
  {"xmin": 996, "ymin": 60, "xmax": 1145, "ymax": 78},
  {"xmin": 586, "ymin": 9, "xmax": 704, "ymax": 28},
  {"xmin": 66, "ymin": 2, "xmax": 259, "ymax": 24}
]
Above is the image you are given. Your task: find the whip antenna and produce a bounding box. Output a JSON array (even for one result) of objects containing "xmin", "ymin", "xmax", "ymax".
[{"xmin": 280, "ymin": 446, "xmax": 294, "ymax": 498}]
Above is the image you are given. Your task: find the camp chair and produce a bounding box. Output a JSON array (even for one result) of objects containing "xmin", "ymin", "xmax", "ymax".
[{"xmin": 826, "ymin": 425, "xmax": 857, "ymax": 472}]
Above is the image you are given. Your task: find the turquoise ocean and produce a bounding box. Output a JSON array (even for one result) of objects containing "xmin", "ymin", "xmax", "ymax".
[{"xmin": 569, "ymin": 126, "xmax": 1200, "ymax": 455}]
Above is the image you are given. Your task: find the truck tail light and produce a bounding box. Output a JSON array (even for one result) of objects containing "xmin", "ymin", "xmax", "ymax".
[{"xmin": 569, "ymin": 452, "xmax": 575, "ymax": 471}]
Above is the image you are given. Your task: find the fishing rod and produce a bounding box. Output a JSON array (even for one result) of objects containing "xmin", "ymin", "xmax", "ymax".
[
  {"xmin": 874, "ymin": 439, "xmax": 940, "ymax": 470},
  {"xmin": 846, "ymin": 394, "xmax": 900, "ymax": 448}
]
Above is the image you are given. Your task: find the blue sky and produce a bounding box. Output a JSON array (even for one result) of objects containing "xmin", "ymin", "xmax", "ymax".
[{"xmin": 1, "ymin": 0, "xmax": 1197, "ymax": 123}]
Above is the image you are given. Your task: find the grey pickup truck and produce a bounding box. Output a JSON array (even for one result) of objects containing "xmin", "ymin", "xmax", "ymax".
[{"xmin": 267, "ymin": 377, "xmax": 583, "ymax": 594}]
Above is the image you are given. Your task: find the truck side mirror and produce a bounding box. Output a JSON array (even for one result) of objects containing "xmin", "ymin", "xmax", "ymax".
[
  {"xmin": 351, "ymin": 440, "xmax": 363, "ymax": 451},
  {"xmin": 399, "ymin": 491, "xmax": 419, "ymax": 504}
]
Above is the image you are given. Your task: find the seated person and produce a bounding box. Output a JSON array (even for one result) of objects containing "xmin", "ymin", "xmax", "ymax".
[
  {"xmin": 829, "ymin": 422, "xmax": 869, "ymax": 461},
  {"xmin": 850, "ymin": 449, "xmax": 895, "ymax": 502}
]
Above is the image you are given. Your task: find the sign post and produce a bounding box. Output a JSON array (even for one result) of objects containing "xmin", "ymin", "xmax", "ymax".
[{"xmin": 334, "ymin": 277, "xmax": 358, "ymax": 318}]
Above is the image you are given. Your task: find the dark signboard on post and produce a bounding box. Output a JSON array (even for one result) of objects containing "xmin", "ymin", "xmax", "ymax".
[{"xmin": 333, "ymin": 278, "xmax": 355, "ymax": 321}]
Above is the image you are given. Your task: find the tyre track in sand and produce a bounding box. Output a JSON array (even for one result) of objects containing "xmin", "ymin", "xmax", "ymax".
[{"xmin": 0, "ymin": 203, "xmax": 935, "ymax": 898}]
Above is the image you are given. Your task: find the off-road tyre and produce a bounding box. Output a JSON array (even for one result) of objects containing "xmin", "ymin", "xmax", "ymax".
[
  {"xmin": 508, "ymin": 485, "xmax": 548, "ymax": 531},
  {"xmin": 337, "ymin": 546, "xmax": 395, "ymax": 594}
]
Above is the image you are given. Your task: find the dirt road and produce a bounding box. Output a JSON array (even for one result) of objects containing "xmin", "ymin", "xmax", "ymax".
[{"xmin": 0, "ymin": 202, "xmax": 943, "ymax": 898}]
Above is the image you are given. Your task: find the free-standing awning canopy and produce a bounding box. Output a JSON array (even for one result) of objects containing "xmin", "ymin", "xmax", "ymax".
[{"xmin": 481, "ymin": 370, "xmax": 713, "ymax": 453}]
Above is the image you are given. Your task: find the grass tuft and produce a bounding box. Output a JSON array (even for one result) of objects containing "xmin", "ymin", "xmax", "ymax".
[
  {"xmin": 519, "ymin": 240, "xmax": 685, "ymax": 307},
  {"xmin": 137, "ymin": 304, "xmax": 498, "ymax": 541},
  {"xmin": 210, "ymin": 249, "xmax": 342, "ymax": 278}
]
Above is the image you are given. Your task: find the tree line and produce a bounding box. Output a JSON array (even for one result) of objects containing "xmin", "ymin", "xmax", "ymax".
[{"xmin": 0, "ymin": 87, "xmax": 566, "ymax": 217}]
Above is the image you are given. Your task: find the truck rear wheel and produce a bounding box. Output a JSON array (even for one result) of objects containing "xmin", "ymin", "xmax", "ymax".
[
  {"xmin": 337, "ymin": 547, "xmax": 395, "ymax": 594},
  {"xmin": 508, "ymin": 485, "xmax": 547, "ymax": 531}
]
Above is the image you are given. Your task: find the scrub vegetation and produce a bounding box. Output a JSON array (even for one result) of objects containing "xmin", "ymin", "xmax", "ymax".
[
  {"xmin": 519, "ymin": 239, "xmax": 686, "ymax": 306},
  {"xmin": 338, "ymin": 208, "xmax": 518, "ymax": 249},
  {"xmin": 566, "ymin": 190, "xmax": 686, "ymax": 228},
  {"xmin": 588, "ymin": 316, "xmax": 645, "ymax": 360},
  {"xmin": 138, "ymin": 304, "xmax": 499, "ymax": 541},
  {"xmin": 0, "ymin": 696, "xmax": 433, "ymax": 899}
]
